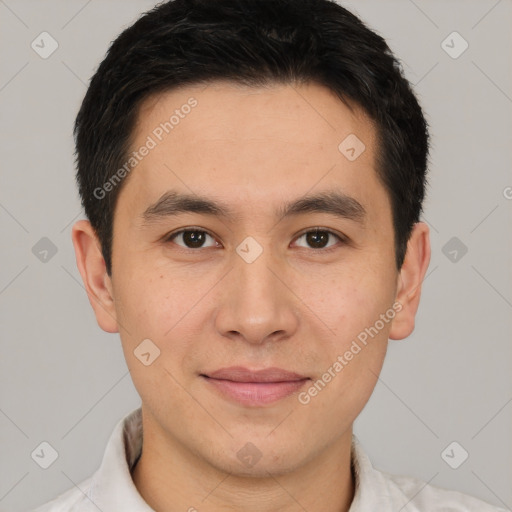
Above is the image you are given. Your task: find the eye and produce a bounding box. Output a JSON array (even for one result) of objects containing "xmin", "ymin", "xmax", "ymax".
[
  {"xmin": 164, "ymin": 227, "xmax": 346, "ymax": 251},
  {"xmin": 165, "ymin": 228, "xmax": 219, "ymax": 249},
  {"xmin": 293, "ymin": 228, "xmax": 345, "ymax": 251}
]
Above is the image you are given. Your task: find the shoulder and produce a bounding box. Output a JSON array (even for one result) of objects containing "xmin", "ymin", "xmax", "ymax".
[
  {"xmin": 383, "ymin": 470, "xmax": 508, "ymax": 512},
  {"xmin": 350, "ymin": 436, "xmax": 507, "ymax": 512},
  {"xmin": 26, "ymin": 475, "xmax": 95, "ymax": 512}
]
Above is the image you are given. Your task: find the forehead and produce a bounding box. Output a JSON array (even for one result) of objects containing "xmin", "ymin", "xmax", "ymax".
[
  {"xmin": 117, "ymin": 81, "xmax": 387, "ymax": 223},
  {"xmin": 135, "ymin": 80, "xmax": 375, "ymax": 152}
]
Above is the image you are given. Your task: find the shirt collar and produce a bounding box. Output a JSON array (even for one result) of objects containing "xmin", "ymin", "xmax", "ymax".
[
  {"xmin": 88, "ymin": 407, "xmax": 151, "ymax": 511},
  {"xmin": 87, "ymin": 406, "xmax": 414, "ymax": 511}
]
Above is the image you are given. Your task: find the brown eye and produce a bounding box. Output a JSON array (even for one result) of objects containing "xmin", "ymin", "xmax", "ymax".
[
  {"xmin": 167, "ymin": 229, "xmax": 218, "ymax": 249},
  {"xmin": 294, "ymin": 229, "xmax": 343, "ymax": 250}
]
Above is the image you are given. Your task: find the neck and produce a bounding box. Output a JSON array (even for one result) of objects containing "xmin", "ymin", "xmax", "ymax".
[{"xmin": 132, "ymin": 413, "xmax": 355, "ymax": 512}]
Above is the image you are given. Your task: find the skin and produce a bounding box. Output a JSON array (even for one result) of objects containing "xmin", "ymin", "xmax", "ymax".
[{"xmin": 72, "ymin": 81, "xmax": 430, "ymax": 512}]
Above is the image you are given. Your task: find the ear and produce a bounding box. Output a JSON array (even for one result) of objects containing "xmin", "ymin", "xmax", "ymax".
[
  {"xmin": 71, "ymin": 220, "xmax": 119, "ymax": 333},
  {"xmin": 389, "ymin": 221, "xmax": 431, "ymax": 340}
]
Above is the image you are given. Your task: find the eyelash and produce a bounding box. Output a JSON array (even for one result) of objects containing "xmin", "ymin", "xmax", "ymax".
[{"xmin": 163, "ymin": 227, "xmax": 347, "ymax": 253}]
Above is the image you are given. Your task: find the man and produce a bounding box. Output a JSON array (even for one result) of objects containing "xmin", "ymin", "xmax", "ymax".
[{"xmin": 30, "ymin": 0, "xmax": 506, "ymax": 510}]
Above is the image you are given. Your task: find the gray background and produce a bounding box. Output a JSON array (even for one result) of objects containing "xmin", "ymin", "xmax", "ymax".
[{"xmin": 0, "ymin": 0, "xmax": 511, "ymax": 510}]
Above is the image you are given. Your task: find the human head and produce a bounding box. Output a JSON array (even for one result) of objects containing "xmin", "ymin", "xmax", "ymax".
[
  {"xmin": 70, "ymin": 0, "xmax": 431, "ymax": 499},
  {"xmin": 74, "ymin": 0, "xmax": 429, "ymax": 276}
]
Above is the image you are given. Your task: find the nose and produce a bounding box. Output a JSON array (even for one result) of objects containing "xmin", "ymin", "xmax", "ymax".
[{"xmin": 214, "ymin": 243, "xmax": 300, "ymax": 346}]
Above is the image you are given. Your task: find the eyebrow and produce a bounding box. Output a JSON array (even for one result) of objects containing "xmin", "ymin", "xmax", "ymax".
[{"xmin": 141, "ymin": 190, "xmax": 366, "ymax": 226}]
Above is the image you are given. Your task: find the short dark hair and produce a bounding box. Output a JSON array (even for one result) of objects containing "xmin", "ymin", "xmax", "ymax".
[{"xmin": 74, "ymin": 0, "xmax": 429, "ymax": 276}]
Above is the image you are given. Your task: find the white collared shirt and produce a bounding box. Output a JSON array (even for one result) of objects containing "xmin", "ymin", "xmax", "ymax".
[{"xmin": 29, "ymin": 407, "xmax": 507, "ymax": 512}]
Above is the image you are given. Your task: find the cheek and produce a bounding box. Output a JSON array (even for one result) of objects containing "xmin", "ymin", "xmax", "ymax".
[
  {"xmin": 113, "ymin": 271, "xmax": 197, "ymax": 402},
  {"xmin": 113, "ymin": 266, "xmax": 217, "ymax": 369},
  {"xmin": 296, "ymin": 270, "xmax": 393, "ymax": 425},
  {"xmin": 114, "ymin": 263, "xmax": 193, "ymax": 331},
  {"xmin": 296, "ymin": 261, "xmax": 396, "ymax": 344}
]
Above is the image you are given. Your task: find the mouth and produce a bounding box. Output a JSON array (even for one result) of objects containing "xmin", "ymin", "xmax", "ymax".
[{"xmin": 200, "ymin": 366, "xmax": 311, "ymax": 406}]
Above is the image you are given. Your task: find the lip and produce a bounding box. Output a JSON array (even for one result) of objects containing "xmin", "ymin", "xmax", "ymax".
[{"xmin": 201, "ymin": 366, "xmax": 310, "ymax": 406}]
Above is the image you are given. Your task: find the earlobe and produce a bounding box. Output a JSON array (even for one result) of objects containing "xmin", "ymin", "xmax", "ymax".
[
  {"xmin": 389, "ymin": 222, "xmax": 431, "ymax": 340},
  {"xmin": 71, "ymin": 220, "xmax": 119, "ymax": 333}
]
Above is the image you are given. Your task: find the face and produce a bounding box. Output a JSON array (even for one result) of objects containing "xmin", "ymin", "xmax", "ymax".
[{"xmin": 78, "ymin": 81, "xmax": 420, "ymax": 477}]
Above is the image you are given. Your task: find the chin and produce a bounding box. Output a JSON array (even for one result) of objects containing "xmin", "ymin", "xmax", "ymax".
[
  {"xmin": 206, "ymin": 438, "xmax": 311, "ymax": 479},
  {"xmin": 221, "ymin": 457, "xmax": 303, "ymax": 480}
]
